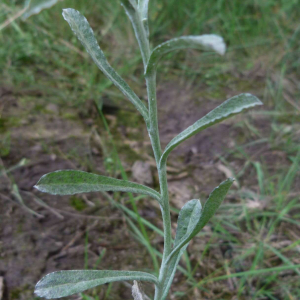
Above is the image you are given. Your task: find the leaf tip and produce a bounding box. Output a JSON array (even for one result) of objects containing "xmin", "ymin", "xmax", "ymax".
[
  {"xmin": 244, "ymin": 93, "xmax": 263, "ymax": 106},
  {"xmin": 62, "ymin": 8, "xmax": 76, "ymax": 20}
]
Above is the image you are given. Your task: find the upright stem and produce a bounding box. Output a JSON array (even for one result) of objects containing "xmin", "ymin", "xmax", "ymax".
[
  {"xmin": 124, "ymin": 4, "xmax": 173, "ymax": 299},
  {"xmin": 145, "ymin": 72, "xmax": 172, "ymax": 261},
  {"xmin": 146, "ymin": 72, "xmax": 172, "ymax": 300}
]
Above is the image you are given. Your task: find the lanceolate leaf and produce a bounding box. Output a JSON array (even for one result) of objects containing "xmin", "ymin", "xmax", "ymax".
[
  {"xmin": 35, "ymin": 270, "xmax": 158, "ymax": 299},
  {"xmin": 166, "ymin": 178, "xmax": 234, "ymax": 263},
  {"xmin": 161, "ymin": 200, "xmax": 202, "ymax": 298},
  {"xmin": 34, "ymin": 170, "xmax": 161, "ymax": 203},
  {"xmin": 62, "ymin": 8, "xmax": 149, "ymax": 121},
  {"xmin": 145, "ymin": 35, "xmax": 226, "ymax": 76},
  {"xmin": 159, "ymin": 94, "xmax": 262, "ymax": 168}
]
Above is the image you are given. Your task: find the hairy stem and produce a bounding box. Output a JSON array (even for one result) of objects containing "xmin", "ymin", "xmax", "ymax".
[
  {"xmin": 124, "ymin": 4, "xmax": 173, "ymax": 299},
  {"xmin": 146, "ymin": 73, "xmax": 172, "ymax": 300}
]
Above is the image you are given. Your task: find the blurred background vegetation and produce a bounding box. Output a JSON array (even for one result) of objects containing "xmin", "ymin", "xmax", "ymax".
[{"xmin": 0, "ymin": 0, "xmax": 299, "ymax": 299}]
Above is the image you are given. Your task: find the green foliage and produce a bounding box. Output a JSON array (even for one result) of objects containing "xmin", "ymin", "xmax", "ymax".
[
  {"xmin": 35, "ymin": 270, "xmax": 158, "ymax": 299},
  {"xmin": 166, "ymin": 178, "xmax": 235, "ymax": 263},
  {"xmin": 62, "ymin": 8, "xmax": 149, "ymax": 122},
  {"xmin": 35, "ymin": 170, "xmax": 161, "ymax": 203},
  {"xmin": 159, "ymin": 94, "xmax": 262, "ymax": 168},
  {"xmin": 145, "ymin": 35, "xmax": 226, "ymax": 76},
  {"xmin": 33, "ymin": 1, "xmax": 262, "ymax": 299}
]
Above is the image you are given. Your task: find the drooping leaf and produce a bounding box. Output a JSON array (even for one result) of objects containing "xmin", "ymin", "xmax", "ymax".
[
  {"xmin": 22, "ymin": 0, "xmax": 61, "ymax": 20},
  {"xmin": 145, "ymin": 35, "xmax": 226, "ymax": 76},
  {"xmin": 62, "ymin": 8, "xmax": 149, "ymax": 121},
  {"xmin": 35, "ymin": 270, "xmax": 158, "ymax": 299},
  {"xmin": 159, "ymin": 94, "xmax": 262, "ymax": 168},
  {"xmin": 161, "ymin": 200, "xmax": 202, "ymax": 298},
  {"xmin": 34, "ymin": 170, "xmax": 161, "ymax": 203},
  {"xmin": 166, "ymin": 178, "xmax": 234, "ymax": 263}
]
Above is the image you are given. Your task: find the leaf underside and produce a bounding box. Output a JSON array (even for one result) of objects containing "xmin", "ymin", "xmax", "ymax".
[
  {"xmin": 159, "ymin": 93, "xmax": 263, "ymax": 168},
  {"xmin": 35, "ymin": 270, "xmax": 158, "ymax": 299},
  {"xmin": 34, "ymin": 170, "xmax": 161, "ymax": 203}
]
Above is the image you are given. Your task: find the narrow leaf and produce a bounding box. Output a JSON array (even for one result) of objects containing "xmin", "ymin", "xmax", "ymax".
[
  {"xmin": 166, "ymin": 178, "xmax": 234, "ymax": 263},
  {"xmin": 62, "ymin": 8, "xmax": 149, "ymax": 121},
  {"xmin": 138, "ymin": 0, "xmax": 150, "ymax": 37},
  {"xmin": 161, "ymin": 200, "xmax": 202, "ymax": 298},
  {"xmin": 145, "ymin": 35, "xmax": 226, "ymax": 76},
  {"xmin": 161, "ymin": 245, "xmax": 188, "ymax": 299},
  {"xmin": 34, "ymin": 170, "xmax": 161, "ymax": 203},
  {"xmin": 35, "ymin": 270, "xmax": 158, "ymax": 299},
  {"xmin": 159, "ymin": 94, "xmax": 262, "ymax": 168},
  {"xmin": 121, "ymin": 1, "xmax": 150, "ymax": 67}
]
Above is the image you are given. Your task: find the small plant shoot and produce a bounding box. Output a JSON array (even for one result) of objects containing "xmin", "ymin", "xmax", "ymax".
[{"xmin": 34, "ymin": 0, "xmax": 262, "ymax": 299}]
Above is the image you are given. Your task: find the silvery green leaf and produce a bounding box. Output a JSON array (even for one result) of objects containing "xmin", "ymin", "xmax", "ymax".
[
  {"xmin": 62, "ymin": 8, "xmax": 149, "ymax": 121},
  {"xmin": 34, "ymin": 170, "xmax": 161, "ymax": 203},
  {"xmin": 166, "ymin": 178, "xmax": 234, "ymax": 263},
  {"xmin": 138, "ymin": 0, "xmax": 149, "ymax": 37},
  {"xmin": 35, "ymin": 270, "xmax": 158, "ymax": 299},
  {"xmin": 174, "ymin": 199, "xmax": 202, "ymax": 246},
  {"xmin": 22, "ymin": 0, "xmax": 61, "ymax": 20},
  {"xmin": 161, "ymin": 200, "xmax": 202, "ymax": 298},
  {"xmin": 121, "ymin": 1, "xmax": 150, "ymax": 67},
  {"xmin": 145, "ymin": 35, "xmax": 226, "ymax": 76},
  {"xmin": 159, "ymin": 94, "xmax": 263, "ymax": 168}
]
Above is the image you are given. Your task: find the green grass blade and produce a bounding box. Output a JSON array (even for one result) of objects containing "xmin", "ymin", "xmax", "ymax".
[
  {"xmin": 35, "ymin": 270, "xmax": 158, "ymax": 299},
  {"xmin": 34, "ymin": 170, "xmax": 161, "ymax": 203},
  {"xmin": 62, "ymin": 8, "xmax": 149, "ymax": 121},
  {"xmin": 197, "ymin": 264, "xmax": 300, "ymax": 287},
  {"xmin": 145, "ymin": 35, "xmax": 226, "ymax": 76},
  {"xmin": 159, "ymin": 94, "xmax": 263, "ymax": 168}
]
